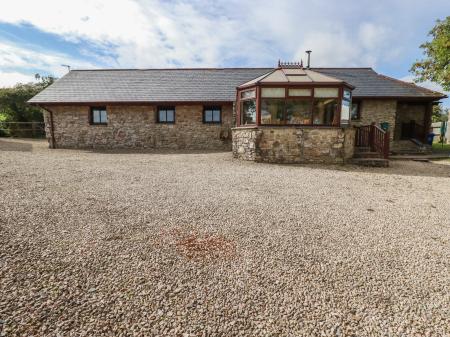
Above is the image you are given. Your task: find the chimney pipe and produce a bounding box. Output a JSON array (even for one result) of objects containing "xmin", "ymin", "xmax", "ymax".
[{"xmin": 305, "ymin": 50, "xmax": 312, "ymax": 69}]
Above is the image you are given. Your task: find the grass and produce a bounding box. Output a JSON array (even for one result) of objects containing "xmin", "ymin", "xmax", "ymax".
[{"xmin": 432, "ymin": 142, "xmax": 450, "ymax": 152}]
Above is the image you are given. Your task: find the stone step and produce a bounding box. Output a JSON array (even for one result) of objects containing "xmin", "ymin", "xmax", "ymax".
[
  {"xmin": 352, "ymin": 158, "xmax": 389, "ymax": 167},
  {"xmin": 391, "ymin": 139, "xmax": 432, "ymax": 155},
  {"xmin": 353, "ymin": 151, "xmax": 381, "ymax": 159},
  {"xmin": 354, "ymin": 146, "xmax": 371, "ymax": 153}
]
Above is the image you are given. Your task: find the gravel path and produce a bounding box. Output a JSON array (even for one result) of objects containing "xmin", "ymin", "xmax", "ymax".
[{"xmin": 1, "ymin": 138, "xmax": 450, "ymax": 337}]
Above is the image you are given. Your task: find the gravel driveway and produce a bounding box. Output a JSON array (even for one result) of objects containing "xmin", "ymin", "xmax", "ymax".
[{"xmin": 1, "ymin": 138, "xmax": 449, "ymax": 337}]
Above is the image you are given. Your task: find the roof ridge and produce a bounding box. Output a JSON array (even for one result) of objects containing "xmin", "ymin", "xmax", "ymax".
[
  {"xmin": 69, "ymin": 67, "xmax": 376, "ymax": 72},
  {"xmin": 70, "ymin": 67, "xmax": 275, "ymax": 72},
  {"xmin": 312, "ymin": 67, "xmax": 374, "ymax": 70}
]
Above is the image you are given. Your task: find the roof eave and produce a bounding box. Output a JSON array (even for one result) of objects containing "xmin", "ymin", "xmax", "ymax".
[{"xmin": 28, "ymin": 100, "xmax": 236, "ymax": 106}]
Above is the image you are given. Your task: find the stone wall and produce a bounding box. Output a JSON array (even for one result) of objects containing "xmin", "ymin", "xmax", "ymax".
[
  {"xmin": 232, "ymin": 127, "xmax": 259, "ymax": 160},
  {"xmin": 353, "ymin": 99, "xmax": 397, "ymax": 140},
  {"xmin": 232, "ymin": 127, "xmax": 355, "ymax": 164},
  {"xmin": 43, "ymin": 104, "xmax": 233, "ymax": 150}
]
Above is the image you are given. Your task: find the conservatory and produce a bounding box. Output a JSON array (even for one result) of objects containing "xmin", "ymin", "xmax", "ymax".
[{"xmin": 232, "ymin": 64, "xmax": 356, "ymax": 163}]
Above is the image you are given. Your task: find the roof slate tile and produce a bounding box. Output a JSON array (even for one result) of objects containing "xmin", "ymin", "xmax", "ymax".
[{"xmin": 28, "ymin": 68, "xmax": 446, "ymax": 104}]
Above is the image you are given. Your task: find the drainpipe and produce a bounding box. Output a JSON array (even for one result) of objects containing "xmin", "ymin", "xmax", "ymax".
[{"xmin": 39, "ymin": 105, "xmax": 56, "ymax": 149}]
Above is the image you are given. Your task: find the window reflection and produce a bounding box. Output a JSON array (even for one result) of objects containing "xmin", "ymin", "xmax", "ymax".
[
  {"xmin": 313, "ymin": 99, "xmax": 338, "ymax": 125},
  {"xmin": 261, "ymin": 99, "xmax": 285, "ymax": 124},
  {"xmin": 241, "ymin": 100, "xmax": 256, "ymax": 125}
]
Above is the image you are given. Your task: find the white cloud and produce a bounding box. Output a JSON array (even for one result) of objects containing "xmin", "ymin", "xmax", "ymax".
[
  {"xmin": 0, "ymin": 0, "xmax": 403, "ymax": 69},
  {"xmin": 0, "ymin": 40, "xmax": 98, "ymax": 77},
  {"xmin": 0, "ymin": 72, "xmax": 36, "ymax": 88},
  {"xmin": 0, "ymin": 0, "xmax": 449, "ymax": 71}
]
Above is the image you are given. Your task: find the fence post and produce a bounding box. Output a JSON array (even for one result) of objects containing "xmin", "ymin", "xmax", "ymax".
[
  {"xmin": 384, "ymin": 131, "xmax": 390, "ymax": 159},
  {"xmin": 369, "ymin": 122, "xmax": 375, "ymax": 151}
]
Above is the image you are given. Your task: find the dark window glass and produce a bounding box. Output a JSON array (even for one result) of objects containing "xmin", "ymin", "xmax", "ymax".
[
  {"xmin": 313, "ymin": 98, "xmax": 338, "ymax": 126},
  {"xmin": 90, "ymin": 107, "xmax": 107, "ymax": 124},
  {"xmin": 240, "ymin": 100, "xmax": 256, "ymax": 125},
  {"xmin": 261, "ymin": 99, "xmax": 285, "ymax": 125},
  {"xmin": 286, "ymin": 100, "xmax": 312, "ymax": 124},
  {"xmin": 158, "ymin": 107, "xmax": 175, "ymax": 123},
  {"xmin": 203, "ymin": 107, "xmax": 221, "ymax": 123},
  {"xmin": 351, "ymin": 102, "xmax": 360, "ymax": 120}
]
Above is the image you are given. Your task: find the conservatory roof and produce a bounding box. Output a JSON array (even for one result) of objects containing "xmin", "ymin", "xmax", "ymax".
[{"xmin": 238, "ymin": 67, "xmax": 353, "ymax": 88}]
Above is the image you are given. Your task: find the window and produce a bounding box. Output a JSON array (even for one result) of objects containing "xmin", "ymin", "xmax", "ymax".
[
  {"xmin": 261, "ymin": 88, "xmax": 285, "ymax": 98},
  {"xmin": 203, "ymin": 106, "xmax": 221, "ymax": 123},
  {"xmin": 313, "ymin": 98, "xmax": 339, "ymax": 125},
  {"xmin": 286, "ymin": 100, "xmax": 312, "ymax": 124},
  {"xmin": 351, "ymin": 101, "xmax": 361, "ymax": 120},
  {"xmin": 157, "ymin": 107, "xmax": 175, "ymax": 123},
  {"xmin": 261, "ymin": 99, "xmax": 285, "ymax": 124},
  {"xmin": 341, "ymin": 89, "xmax": 352, "ymax": 125},
  {"xmin": 240, "ymin": 100, "xmax": 256, "ymax": 125},
  {"xmin": 90, "ymin": 107, "xmax": 107, "ymax": 125},
  {"xmin": 241, "ymin": 90, "xmax": 256, "ymax": 99}
]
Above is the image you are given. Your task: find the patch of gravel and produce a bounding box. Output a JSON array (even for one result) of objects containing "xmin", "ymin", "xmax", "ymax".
[{"xmin": 1, "ymin": 138, "xmax": 449, "ymax": 336}]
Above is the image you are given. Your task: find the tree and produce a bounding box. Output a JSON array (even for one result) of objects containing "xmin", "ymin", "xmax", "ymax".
[
  {"xmin": 432, "ymin": 104, "xmax": 449, "ymax": 122},
  {"xmin": 411, "ymin": 17, "xmax": 450, "ymax": 91},
  {"xmin": 0, "ymin": 75, "xmax": 55, "ymax": 136},
  {"xmin": 0, "ymin": 75, "xmax": 55, "ymax": 122}
]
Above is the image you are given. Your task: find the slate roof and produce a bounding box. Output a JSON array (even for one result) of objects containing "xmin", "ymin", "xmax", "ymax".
[{"xmin": 28, "ymin": 67, "xmax": 446, "ymax": 104}]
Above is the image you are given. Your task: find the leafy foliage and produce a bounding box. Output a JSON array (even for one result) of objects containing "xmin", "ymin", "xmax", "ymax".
[
  {"xmin": 0, "ymin": 74, "xmax": 55, "ymax": 123},
  {"xmin": 432, "ymin": 104, "xmax": 449, "ymax": 122},
  {"xmin": 411, "ymin": 17, "xmax": 450, "ymax": 91}
]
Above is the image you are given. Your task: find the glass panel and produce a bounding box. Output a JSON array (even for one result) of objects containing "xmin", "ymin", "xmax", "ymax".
[
  {"xmin": 100, "ymin": 110, "xmax": 107, "ymax": 123},
  {"xmin": 343, "ymin": 89, "xmax": 352, "ymax": 100},
  {"xmin": 205, "ymin": 110, "xmax": 213, "ymax": 122},
  {"xmin": 341, "ymin": 100, "xmax": 350, "ymax": 124},
  {"xmin": 313, "ymin": 98, "xmax": 338, "ymax": 125},
  {"xmin": 261, "ymin": 88, "xmax": 285, "ymax": 98},
  {"xmin": 286, "ymin": 100, "xmax": 312, "ymax": 124},
  {"xmin": 166, "ymin": 110, "xmax": 174, "ymax": 122},
  {"xmin": 241, "ymin": 99, "xmax": 256, "ymax": 125},
  {"xmin": 212, "ymin": 110, "xmax": 221, "ymax": 122},
  {"xmin": 351, "ymin": 102, "xmax": 359, "ymax": 120},
  {"xmin": 261, "ymin": 99, "xmax": 285, "ymax": 124},
  {"xmin": 159, "ymin": 110, "xmax": 166, "ymax": 122},
  {"xmin": 241, "ymin": 90, "xmax": 256, "ymax": 99},
  {"xmin": 288, "ymin": 88, "xmax": 311, "ymax": 97},
  {"xmin": 93, "ymin": 110, "xmax": 100, "ymax": 123},
  {"xmin": 314, "ymin": 88, "xmax": 339, "ymax": 98}
]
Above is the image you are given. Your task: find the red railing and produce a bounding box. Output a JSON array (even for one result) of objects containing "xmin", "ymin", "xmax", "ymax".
[{"xmin": 355, "ymin": 123, "xmax": 390, "ymax": 159}]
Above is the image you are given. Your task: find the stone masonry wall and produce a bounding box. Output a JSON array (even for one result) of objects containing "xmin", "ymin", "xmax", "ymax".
[
  {"xmin": 353, "ymin": 99, "xmax": 397, "ymax": 140},
  {"xmin": 43, "ymin": 104, "xmax": 233, "ymax": 150},
  {"xmin": 232, "ymin": 127, "xmax": 259, "ymax": 160},
  {"xmin": 232, "ymin": 127, "xmax": 355, "ymax": 164}
]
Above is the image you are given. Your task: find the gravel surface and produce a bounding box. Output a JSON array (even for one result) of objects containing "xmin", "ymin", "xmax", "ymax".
[{"xmin": 1, "ymin": 138, "xmax": 450, "ymax": 337}]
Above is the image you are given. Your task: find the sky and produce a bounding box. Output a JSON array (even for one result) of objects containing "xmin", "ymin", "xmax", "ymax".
[{"xmin": 0, "ymin": 0, "xmax": 449, "ymax": 107}]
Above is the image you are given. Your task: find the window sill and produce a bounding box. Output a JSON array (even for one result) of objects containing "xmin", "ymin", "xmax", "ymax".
[{"xmin": 90, "ymin": 123, "xmax": 108, "ymax": 126}]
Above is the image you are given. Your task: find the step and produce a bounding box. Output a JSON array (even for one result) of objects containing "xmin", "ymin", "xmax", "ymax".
[
  {"xmin": 351, "ymin": 158, "xmax": 389, "ymax": 167},
  {"xmin": 353, "ymin": 151, "xmax": 382, "ymax": 159},
  {"xmin": 354, "ymin": 146, "xmax": 371, "ymax": 153},
  {"xmin": 391, "ymin": 139, "xmax": 432, "ymax": 155}
]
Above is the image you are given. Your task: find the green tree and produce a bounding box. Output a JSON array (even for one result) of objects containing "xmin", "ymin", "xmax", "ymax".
[
  {"xmin": 432, "ymin": 104, "xmax": 448, "ymax": 122},
  {"xmin": 0, "ymin": 75, "xmax": 55, "ymax": 136},
  {"xmin": 411, "ymin": 17, "xmax": 450, "ymax": 91}
]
